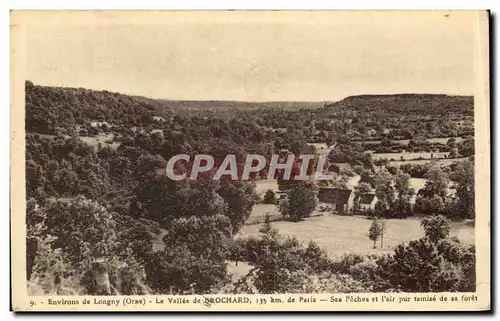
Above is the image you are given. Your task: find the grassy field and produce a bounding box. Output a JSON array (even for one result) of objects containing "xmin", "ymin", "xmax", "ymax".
[
  {"xmin": 79, "ymin": 133, "xmax": 120, "ymax": 150},
  {"xmin": 227, "ymin": 261, "xmax": 253, "ymax": 282},
  {"xmin": 356, "ymin": 137, "xmax": 464, "ymax": 146},
  {"xmin": 246, "ymin": 204, "xmax": 282, "ymax": 224},
  {"xmin": 389, "ymin": 157, "xmax": 467, "ymax": 167},
  {"xmin": 427, "ymin": 137, "xmax": 465, "ymax": 144},
  {"xmin": 236, "ymin": 214, "xmax": 474, "ymax": 259},
  {"xmin": 371, "ymin": 151, "xmax": 450, "ymax": 160},
  {"xmin": 409, "ymin": 177, "xmax": 427, "ymax": 191}
]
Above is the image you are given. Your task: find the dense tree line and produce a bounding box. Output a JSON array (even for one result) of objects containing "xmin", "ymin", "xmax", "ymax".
[
  {"xmin": 26, "ymin": 82, "xmax": 474, "ymax": 150},
  {"xmin": 321, "ymin": 94, "xmax": 474, "ymax": 140}
]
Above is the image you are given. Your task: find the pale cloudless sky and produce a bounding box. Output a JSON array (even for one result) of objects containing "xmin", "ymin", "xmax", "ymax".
[{"xmin": 23, "ymin": 11, "xmax": 477, "ymax": 101}]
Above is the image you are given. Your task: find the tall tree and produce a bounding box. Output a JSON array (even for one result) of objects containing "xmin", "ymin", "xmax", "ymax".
[
  {"xmin": 393, "ymin": 172, "xmax": 416, "ymax": 218},
  {"xmin": 451, "ymin": 160, "xmax": 475, "ymax": 219},
  {"xmin": 279, "ymin": 182, "xmax": 317, "ymax": 222},
  {"xmin": 368, "ymin": 218, "xmax": 381, "ymax": 249}
]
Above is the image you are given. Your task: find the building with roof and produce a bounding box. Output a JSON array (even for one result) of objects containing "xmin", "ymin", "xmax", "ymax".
[
  {"xmin": 318, "ymin": 187, "xmax": 352, "ymax": 214},
  {"xmin": 358, "ymin": 193, "xmax": 377, "ymax": 212}
]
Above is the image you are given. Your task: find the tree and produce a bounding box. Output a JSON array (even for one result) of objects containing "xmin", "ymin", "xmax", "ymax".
[
  {"xmin": 145, "ymin": 243, "xmax": 230, "ymax": 295},
  {"xmin": 353, "ymin": 182, "xmax": 371, "ymax": 212},
  {"xmin": 279, "ymin": 183, "xmax": 317, "ymax": 222},
  {"xmin": 36, "ymin": 196, "xmax": 116, "ymax": 264},
  {"xmin": 136, "ymin": 172, "xmax": 229, "ymax": 225},
  {"xmin": 27, "ymin": 196, "xmax": 150, "ymax": 295},
  {"xmin": 259, "ymin": 213, "xmax": 275, "ymax": 234},
  {"xmin": 368, "ymin": 218, "xmax": 382, "ymax": 249},
  {"xmin": 373, "ymin": 170, "xmax": 396, "ymax": 218},
  {"xmin": 262, "ymin": 189, "xmax": 277, "ymax": 205},
  {"xmin": 421, "ymin": 215, "xmax": 452, "ymax": 243},
  {"xmin": 217, "ymin": 181, "xmax": 260, "ymax": 233},
  {"xmin": 415, "ymin": 167, "xmax": 450, "ymax": 215},
  {"xmin": 423, "ymin": 167, "xmax": 449, "ymax": 200},
  {"xmin": 458, "ymin": 137, "xmax": 474, "ymax": 157},
  {"xmin": 374, "ymin": 235, "xmax": 475, "ymax": 292},
  {"xmin": 359, "ymin": 169, "xmax": 375, "ymax": 187},
  {"xmin": 450, "ymin": 160, "xmax": 475, "ymax": 219},
  {"xmin": 26, "ymin": 160, "xmax": 45, "ymax": 198},
  {"xmin": 375, "ymin": 238, "xmax": 444, "ymax": 292},
  {"xmin": 392, "ymin": 172, "xmax": 415, "ymax": 218},
  {"xmin": 379, "ymin": 219, "xmax": 388, "ymax": 248},
  {"xmin": 162, "ymin": 214, "xmax": 233, "ymax": 256},
  {"xmin": 148, "ymin": 214, "xmax": 233, "ymax": 294}
]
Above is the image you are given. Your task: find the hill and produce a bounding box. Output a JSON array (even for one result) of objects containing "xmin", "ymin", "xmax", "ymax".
[
  {"xmin": 25, "ymin": 82, "xmax": 473, "ymax": 141},
  {"xmin": 25, "ymin": 81, "xmax": 324, "ymax": 134},
  {"xmin": 322, "ymin": 94, "xmax": 473, "ymax": 118},
  {"xmin": 25, "ymin": 81, "xmax": 174, "ymax": 134}
]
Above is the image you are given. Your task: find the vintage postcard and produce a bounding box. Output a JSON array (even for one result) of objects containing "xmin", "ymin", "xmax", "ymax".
[{"xmin": 10, "ymin": 10, "xmax": 490, "ymax": 312}]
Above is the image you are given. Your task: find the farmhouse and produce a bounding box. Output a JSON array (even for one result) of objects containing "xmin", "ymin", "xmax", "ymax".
[
  {"xmin": 318, "ymin": 187, "xmax": 352, "ymax": 214},
  {"xmin": 358, "ymin": 193, "xmax": 376, "ymax": 212}
]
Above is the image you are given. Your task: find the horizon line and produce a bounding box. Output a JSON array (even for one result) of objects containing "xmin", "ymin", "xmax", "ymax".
[{"xmin": 26, "ymin": 80, "xmax": 474, "ymax": 104}]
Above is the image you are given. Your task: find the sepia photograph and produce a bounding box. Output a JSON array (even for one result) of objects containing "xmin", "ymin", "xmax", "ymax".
[{"xmin": 10, "ymin": 10, "xmax": 490, "ymax": 311}]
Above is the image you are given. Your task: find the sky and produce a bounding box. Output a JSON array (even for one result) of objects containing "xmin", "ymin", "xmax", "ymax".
[{"xmin": 23, "ymin": 11, "xmax": 477, "ymax": 102}]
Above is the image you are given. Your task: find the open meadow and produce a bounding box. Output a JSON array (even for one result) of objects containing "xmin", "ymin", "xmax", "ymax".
[
  {"xmin": 388, "ymin": 157, "xmax": 468, "ymax": 167},
  {"xmin": 236, "ymin": 213, "xmax": 474, "ymax": 259},
  {"xmin": 370, "ymin": 151, "xmax": 450, "ymax": 160},
  {"xmin": 356, "ymin": 137, "xmax": 465, "ymax": 146}
]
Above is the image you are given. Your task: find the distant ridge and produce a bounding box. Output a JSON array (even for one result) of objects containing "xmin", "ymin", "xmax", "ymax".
[
  {"xmin": 323, "ymin": 93, "xmax": 473, "ymax": 115},
  {"xmin": 340, "ymin": 93, "xmax": 467, "ymax": 100},
  {"xmin": 27, "ymin": 82, "xmax": 472, "ymax": 109}
]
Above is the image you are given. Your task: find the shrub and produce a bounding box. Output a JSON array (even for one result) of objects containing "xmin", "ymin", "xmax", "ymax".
[
  {"xmin": 259, "ymin": 213, "xmax": 275, "ymax": 234},
  {"xmin": 331, "ymin": 253, "xmax": 366, "ymax": 275},
  {"xmin": 229, "ymin": 226, "xmax": 336, "ymax": 294},
  {"xmin": 262, "ymin": 189, "xmax": 277, "ymax": 204},
  {"xmin": 145, "ymin": 244, "xmax": 230, "ymax": 295}
]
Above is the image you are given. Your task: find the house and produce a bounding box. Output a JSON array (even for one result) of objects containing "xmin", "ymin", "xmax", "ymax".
[
  {"xmin": 318, "ymin": 187, "xmax": 352, "ymax": 214},
  {"xmin": 358, "ymin": 193, "xmax": 376, "ymax": 212}
]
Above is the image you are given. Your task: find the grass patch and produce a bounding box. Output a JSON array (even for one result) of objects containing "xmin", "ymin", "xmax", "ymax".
[{"xmin": 236, "ymin": 214, "xmax": 474, "ymax": 259}]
